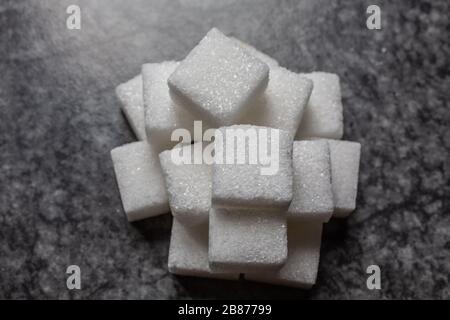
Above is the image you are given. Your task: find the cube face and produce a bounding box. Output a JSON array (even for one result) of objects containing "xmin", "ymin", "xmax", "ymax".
[
  {"xmin": 209, "ymin": 208, "xmax": 287, "ymax": 272},
  {"xmin": 159, "ymin": 142, "xmax": 212, "ymax": 225},
  {"xmin": 288, "ymin": 140, "xmax": 334, "ymax": 222},
  {"xmin": 327, "ymin": 140, "xmax": 361, "ymax": 217},
  {"xmin": 111, "ymin": 142, "xmax": 169, "ymax": 221},
  {"xmin": 245, "ymin": 221, "xmax": 322, "ymax": 288},
  {"xmin": 229, "ymin": 36, "xmax": 279, "ymax": 68},
  {"xmin": 212, "ymin": 125, "xmax": 293, "ymax": 210},
  {"xmin": 295, "ymin": 72, "xmax": 343, "ymax": 140},
  {"xmin": 241, "ymin": 67, "xmax": 313, "ymax": 137},
  {"xmin": 168, "ymin": 218, "xmax": 238, "ymax": 280},
  {"xmin": 168, "ymin": 28, "xmax": 270, "ymax": 126},
  {"xmin": 115, "ymin": 75, "xmax": 146, "ymax": 140},
  {"xmin": 142, "ymin": 61, "xmax": 198, "ymax": 151}
]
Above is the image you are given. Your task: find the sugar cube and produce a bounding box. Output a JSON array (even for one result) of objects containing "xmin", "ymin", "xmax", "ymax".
[
  {"xmin": 159, "ymin": 142, "xmax": 212, "ymax": 226},
  {"xmin": 168, "ymin": 28, "xmax": 270, "ymax": 126},
  {"xmin": 288, "ymin": 140, "xmax": 334, "ymax": 222},
  {"xmin": 241, "ymin": 67, "xmax": 313, "ymax": 137},
  {"xmin": 212, "ymin": 125, "xmax": 293, "ymax": 210},
  {"xmin": 115, "ymin": 75, "xmax": 146, "ymax": 140},
  {"xmin": 142, "ymin": 61, "xmax": 198, "ymax": 151},
  {"xmin": 295, "ymin": 72, "xmax": 343, "ymax": 140},
  {"xmin": 168, "ymin": 218, "xmax": 238, "ymax": 280},
  {"xmin": 327, "ymin": 140, "xmax": 361, "ymax": 218},
  {"xmin": 245, "ymin": 221, "xmax": 322, "ymax": 289},
  {"xmin": 209, "ymin": 208, "xmax": 287, "ymax": 272},
  {"xmin": 111, "ymin": 141, "xmax": 169, "ymax": 221},
  {"xmin": 229, "ymin": 36, "xmax": 279, "ymax": 68}
]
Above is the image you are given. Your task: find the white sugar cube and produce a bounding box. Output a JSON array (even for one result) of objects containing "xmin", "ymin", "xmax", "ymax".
[
  {"xmin": 168, "ymin": 28, "xmax": 270, "ymax": 126},
  {"xmin": 209, "ymin": 208, "xmax": 287, "ymax": 272},
  {"xmin": 295, "ymin": 72, "xmax": 343, "ymax": 140},
  {"xmin": 241, "ymin": 67, "xmax": 313, "ymax": 137},
  {"xmin": 288, "ymin": 140, "xmax": 334, "ymax": 222},
  {"xmin": 212, "ymin": 125, "xmax": 293, "ymax": 210},
  {"xmin": 142, "ymin": 61, "xmax": 198, "ymax": 151},
  {"xmin": 245, "ymin": 221, "xmax": 322, "ymax": 289},
  {"xmin": 168, "ymin": 218, "xmax": 238, "ymax": 280},
  {"xmin": 159, "ymin": 142, "xmax": 212, "ymax": 225},
  {"xmin": 115, "ymin": 75, "xmax": 146, "ymax": 140},
  {"xmin": 230, "ymin": 36, "xmax": 279, "ymax": 67},
  {"xmin": 111, "ymin": 141, "xmax": 169, "ymax": 221},
  {"xmin": 327, "ymin": 140, "xmax": 361, "ymax": 218}
]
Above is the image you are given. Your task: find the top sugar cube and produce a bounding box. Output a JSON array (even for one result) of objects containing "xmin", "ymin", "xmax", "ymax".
[{"xmin": 168, "ymin": 28, "xmax": 270, "ymax": 127}]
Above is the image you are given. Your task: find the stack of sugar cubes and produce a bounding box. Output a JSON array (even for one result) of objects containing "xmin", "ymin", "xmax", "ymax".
[{"xmin": 111, "ymin": 28, "xmax": 361, "ymax": 288}]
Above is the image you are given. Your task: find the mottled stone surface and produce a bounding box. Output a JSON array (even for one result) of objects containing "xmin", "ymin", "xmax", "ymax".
[{"xmin": 0, "ymin": 0, "xmax": 448, "ymax": 299}]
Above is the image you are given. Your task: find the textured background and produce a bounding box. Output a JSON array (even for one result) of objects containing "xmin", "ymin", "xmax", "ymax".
[{"xmin": 0, "ymin": 0, "xmax": 449, "ymax": 299}]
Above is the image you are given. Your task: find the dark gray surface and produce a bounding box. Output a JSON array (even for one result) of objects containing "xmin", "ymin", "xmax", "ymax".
[{"xmin": 0, "ymin": 0, "xmax": 449, "ymax": 299}]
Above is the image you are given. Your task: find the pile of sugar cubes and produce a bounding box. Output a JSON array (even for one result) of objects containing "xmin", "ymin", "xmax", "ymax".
[{"xmin": 112, "ymin": 28, "xmax": 361, "ymax": 288}]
